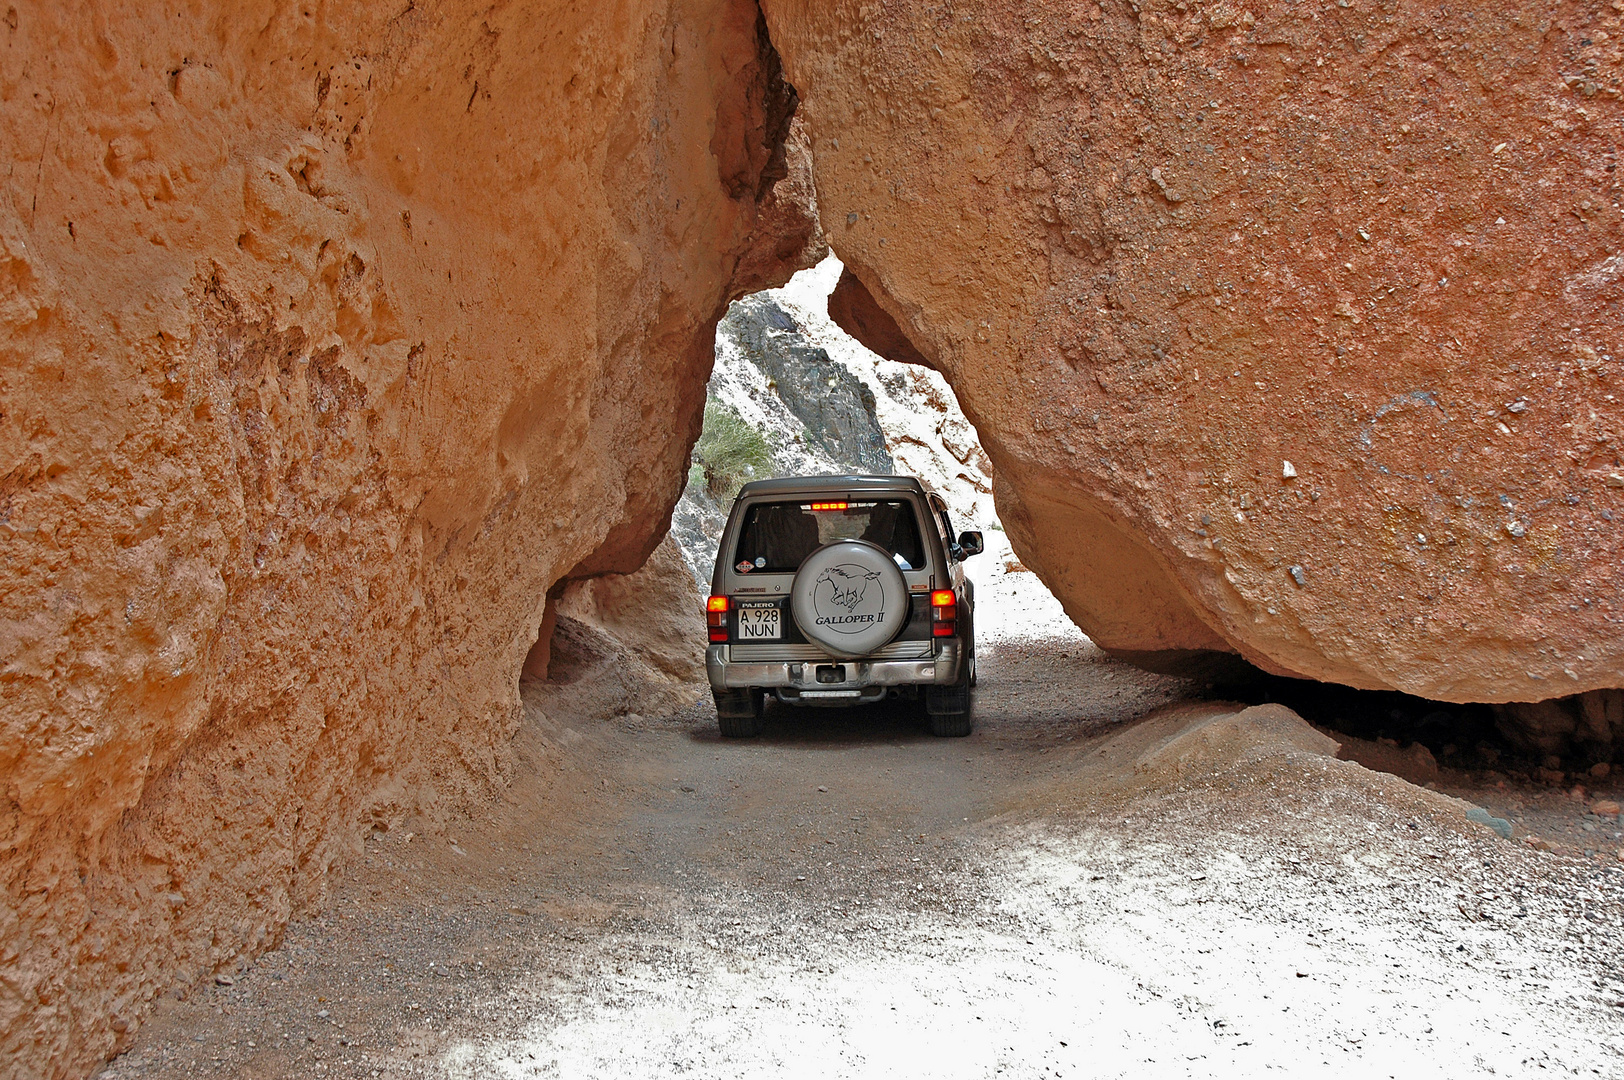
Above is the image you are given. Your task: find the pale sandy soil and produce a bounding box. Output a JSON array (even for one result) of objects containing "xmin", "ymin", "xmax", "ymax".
[{"xmin": 98, "ymin": 561, "xmax": 1624, "ymax": 1080}]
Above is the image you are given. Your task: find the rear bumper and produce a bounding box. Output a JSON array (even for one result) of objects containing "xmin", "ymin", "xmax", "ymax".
[{"xmin": 706, "ymin": 641, "xmax": 961, "ymax": 694}]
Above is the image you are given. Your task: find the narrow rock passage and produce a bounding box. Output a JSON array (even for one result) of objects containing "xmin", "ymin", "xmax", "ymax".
[{"xmin": 103, "ymin": 571, "xmax": 1624, "ymax": 1080}]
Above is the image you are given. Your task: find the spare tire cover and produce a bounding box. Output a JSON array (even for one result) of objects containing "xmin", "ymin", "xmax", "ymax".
[{"xmin": 791, "ymin": 539, "xmax": 910, "ymax": 658}]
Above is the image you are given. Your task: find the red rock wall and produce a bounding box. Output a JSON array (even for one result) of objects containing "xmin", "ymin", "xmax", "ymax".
[
  {"xmin": 6, "ymin": 0, "xmax": 1622, "ymax": 1072},
  {"xmin": 0, "ymin": 2, "xmax": 817, "ymax": 1076},
  {"xmin": 763, "ymin": 0, "xmax": 1624, "ymax": 702}
]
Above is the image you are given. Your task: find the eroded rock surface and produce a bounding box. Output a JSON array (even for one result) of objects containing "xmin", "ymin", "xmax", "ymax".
[
  {"xmin": 0, "ymin": 3, "xmax": 816, "ymax": 1076},
  {"xmin": 526, "ymin": 534, "xmax": 708, "ymax": 723},
  {"xmin": 763, "ymin": 0, "xmax": 1624, "ymax": 704}
]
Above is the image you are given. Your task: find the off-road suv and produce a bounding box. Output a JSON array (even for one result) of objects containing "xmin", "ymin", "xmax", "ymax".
[{"xmin": 705, "ymin": 475, "xmax": 983, "ymax": 738}]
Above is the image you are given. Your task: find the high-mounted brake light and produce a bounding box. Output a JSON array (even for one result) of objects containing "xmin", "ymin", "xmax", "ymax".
[
  {"xmin": 808, "ymin": 501, "xmax": 849, "ymax": 512},
  {"xmin": 930, "ymin": 589, "xmax": 957, "ymax": 637},
  {"xmin": 706, "ymin": 595, "xmax": 729, "ymax": 642}
]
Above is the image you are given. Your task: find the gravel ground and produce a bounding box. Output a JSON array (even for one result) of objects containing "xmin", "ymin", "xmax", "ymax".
[{"xmin": 98, "ymin": 561, "xmax": 1624, "ymax": 1080}]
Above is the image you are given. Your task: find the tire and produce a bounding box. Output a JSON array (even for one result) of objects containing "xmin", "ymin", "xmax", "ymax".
[
  {"xmin": 925, "ymin": 666, "xmax": 973, "ymax": 737},
  {"xmin": 790, "ymin": 539, "xmax": 910, "ymax": 658},
  {"xmin": 715, "ymin": 688, "xmax": 765, "ymax": 738}
]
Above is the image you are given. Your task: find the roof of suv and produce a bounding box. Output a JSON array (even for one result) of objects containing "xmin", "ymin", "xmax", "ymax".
[{"xmin": 734, "ymin": 474, "xmax": 928, "ymax": 498}]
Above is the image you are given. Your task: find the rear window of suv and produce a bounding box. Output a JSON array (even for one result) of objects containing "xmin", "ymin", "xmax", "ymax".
[{"xmin": 733, "ymin": 499, "xmax": 926, "ymax": 573}]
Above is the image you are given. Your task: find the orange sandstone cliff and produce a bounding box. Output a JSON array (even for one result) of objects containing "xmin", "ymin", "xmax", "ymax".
[
  {"xmin": 765, "ymin": 0, "xmax": 1624, "ymax": 703},
  {"xmin": 0, "ymin": 2, "xmax": 818, "ymax": 1075}
]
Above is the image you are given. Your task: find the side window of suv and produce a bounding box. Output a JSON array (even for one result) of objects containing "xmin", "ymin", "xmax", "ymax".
[{"xmin": 928, "ymin": 495, "xmax": 956, "ymax": 562}]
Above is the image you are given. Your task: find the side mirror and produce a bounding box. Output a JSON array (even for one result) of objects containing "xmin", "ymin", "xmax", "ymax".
[{"xmin": 957, "ymin": 530, "xmax": 984, "ymax": 557}]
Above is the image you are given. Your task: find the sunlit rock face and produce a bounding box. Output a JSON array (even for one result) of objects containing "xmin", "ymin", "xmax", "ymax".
[
  {"xmin": 0, "ymin": 2, "xmax": 817, "ymax": 1074},
  {"xmin": 763, "ymin": 0, "xmax": 1623, "ymax": 703}
]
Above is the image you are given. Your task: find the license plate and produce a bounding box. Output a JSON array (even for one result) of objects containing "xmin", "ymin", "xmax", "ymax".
[{"xmin": 736, "ymin": 606, "xmax": 781, "ymax": 640}]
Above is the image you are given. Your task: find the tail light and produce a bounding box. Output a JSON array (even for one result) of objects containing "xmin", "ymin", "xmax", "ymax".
[
  {"xmin": 707, "ymin": 595, "xmax": 729, "ymax": 643},
  {"xmin": 930, "ymin": 589, "xmax": 956, "ymax": 637}
]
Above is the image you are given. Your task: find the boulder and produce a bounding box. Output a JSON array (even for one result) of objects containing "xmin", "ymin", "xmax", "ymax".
[
  {"xmin": 762, "ymin": 0, "xmax": 1624, "ymax": 706},
  {"xmin": 525, "ymin": 534, "xmax": 709, "ymax": 721},
  {"xmin": 554, "ymin": 533, "xmax": 708, "ymax": 689},
  {"xmin": 1496, "ymin": 689, "xmax": 1624, "ymax": 760}
]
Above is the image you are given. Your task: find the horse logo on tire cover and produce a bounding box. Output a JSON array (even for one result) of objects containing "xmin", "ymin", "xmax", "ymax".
[{"xmin": 812, "ymin": 564, "xmax": 886, "ymax": 634}]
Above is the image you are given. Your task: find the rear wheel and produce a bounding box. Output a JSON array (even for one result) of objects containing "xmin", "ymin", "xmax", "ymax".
[
  {"xmin": 924, "ymin": 664, "xmax": 972, "ymax": 737},
  {"xmin": 714, "ymin": 688, "xmax": 765, "ymax": 738}
]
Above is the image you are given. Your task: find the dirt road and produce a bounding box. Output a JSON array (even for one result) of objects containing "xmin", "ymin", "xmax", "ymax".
[{"xmin": 99, "ymin": 570, "xmax": 1624, "ymax": 1079}]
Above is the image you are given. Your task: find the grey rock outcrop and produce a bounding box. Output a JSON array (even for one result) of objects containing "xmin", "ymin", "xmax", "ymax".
[
  {"xmin": 721, "ymin": 295, "xmax": 894, "ymax": 476},
  {"xmin": 671, "ymin": 483, "xmax": 732, "ymax": 590}
]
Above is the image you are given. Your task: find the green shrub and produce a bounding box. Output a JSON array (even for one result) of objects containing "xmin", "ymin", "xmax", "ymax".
[{"xmin": 692, "ymin": 397, "xmax": 773, "ymax": 498}]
